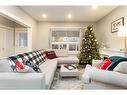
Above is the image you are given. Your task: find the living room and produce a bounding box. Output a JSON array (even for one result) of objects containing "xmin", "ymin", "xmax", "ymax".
[{"xmin": 0, "ymin": 0, "xmax": 127, "ymax": 94}]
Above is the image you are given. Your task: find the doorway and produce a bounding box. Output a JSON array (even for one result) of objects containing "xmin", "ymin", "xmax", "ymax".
[{"xmin": 0, "ymin": 14, "xmax": 31, "ymax": 58}]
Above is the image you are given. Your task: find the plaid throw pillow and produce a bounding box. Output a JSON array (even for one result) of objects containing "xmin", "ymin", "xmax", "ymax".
[
  {"xmin": 36, "ymin": 50, "xmax": 46, "ymax": 64},
  {"xmin": 9, "ymin": 50, "xmax": 45, "ymax": 72},
  {"xmin": 24, "ymin": 51, "xmax": 46, "ymax": 66},
  {"xmin": 9, "ymin": 55, "xmax": 41, "ymax": 73},
  {"xmin": 23, "ymin": 58, "xmax": 41, "ymax": 73},
  {"xmin": 9, "ymin": 56, "xmax": 23, "ymax": 71}
]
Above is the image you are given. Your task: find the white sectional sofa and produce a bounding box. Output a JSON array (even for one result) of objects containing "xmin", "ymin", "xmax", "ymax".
[
  {"xmin": 0, "ymin": 58, "xmax": 46, "ymax": 89},
  {"xmin": 0, "ymin": 49, "xmax": 79, "ymax": 89},
  {"xmin": 82, "ymin": 60, "xmax": 127, "ymax": 89}
]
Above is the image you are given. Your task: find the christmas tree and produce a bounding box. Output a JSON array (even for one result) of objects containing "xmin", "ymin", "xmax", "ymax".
[{"xmin": 79, "ymin": 25, "xmax": 101, "ymax": 65}]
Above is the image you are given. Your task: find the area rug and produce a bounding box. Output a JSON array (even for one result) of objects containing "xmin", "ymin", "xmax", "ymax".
[{"xmin": 51, "ymin": 67, "xmax": 85, "ymax": 90}]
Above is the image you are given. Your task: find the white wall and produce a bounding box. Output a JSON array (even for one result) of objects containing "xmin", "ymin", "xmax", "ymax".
[
  {"xmin": 36, "ymin": 22, "xmax": 97, "ymax": 50},
  {"xmin": 0, "ymin": 6, "xmax": 37, "ymax": 51},
  {"xmin": 96, "ymin": 6, "xmax": 127, "ymax": 50}
]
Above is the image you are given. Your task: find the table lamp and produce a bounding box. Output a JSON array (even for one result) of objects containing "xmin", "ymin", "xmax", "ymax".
[{"xmin": 118, "ymin": 26, "xmax": 127, "ymax": 51}]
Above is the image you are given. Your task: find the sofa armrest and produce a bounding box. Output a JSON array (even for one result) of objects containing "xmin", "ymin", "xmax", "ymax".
[
  {"xmin": 0, "ymin": 73, "xmax": 45, "ymax": 89},
  {"xmin": 88, "ymin": 66, "xmax": 127, "ymax": 88},
  {"xmin": 92, "ymin": 59, "xmax": 103, "ymax": 67},
  {"xmin": 82, "ymin": 73, "xmax": 91, "ymax": 84}
]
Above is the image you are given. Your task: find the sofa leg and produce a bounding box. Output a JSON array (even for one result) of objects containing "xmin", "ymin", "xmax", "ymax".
[{"xmin": 60, "ymin": 76, "xmax": 63, "ymax": 80}]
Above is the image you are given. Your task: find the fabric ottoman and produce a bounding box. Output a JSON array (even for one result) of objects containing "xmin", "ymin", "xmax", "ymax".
[{"xmin": 60, "ymin": 64, "xmax": 79, "ymax": 78}]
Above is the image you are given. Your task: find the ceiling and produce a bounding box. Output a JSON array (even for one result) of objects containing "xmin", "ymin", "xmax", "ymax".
[{"xmin": 20, "ymin": 6, "xmax": 118, "ymax": 22}]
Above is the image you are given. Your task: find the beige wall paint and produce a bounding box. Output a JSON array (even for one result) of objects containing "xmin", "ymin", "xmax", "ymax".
[
  {"xmin": 96, "ymin": 6, "xmax": 127, "ymax": 50},
  {"xmin": 0, "ymin": 6, "xmax": 37, "ymax": 51},
  {"xmin": 36, "ymin": 22, "xmax": 97, "ymax": 50}
]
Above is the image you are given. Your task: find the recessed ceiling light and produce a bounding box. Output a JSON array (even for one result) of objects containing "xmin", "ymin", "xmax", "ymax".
[
  {"xmin": 41, "ymin": 14, "xmax": 47, "ymax": 18},
  {"xmin": 67, "ymin": 13, "xmax": 72, "ymax": 19},
  {"xmin": 92, "ymin": 5, "xmax": 98, "ymax": 9}
]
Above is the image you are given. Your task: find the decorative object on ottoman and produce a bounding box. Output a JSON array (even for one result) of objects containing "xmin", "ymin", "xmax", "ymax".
[
  {"xmin": 60, "ymin": 64, "xmax": 79, "ymax": 78},
  {"xmin": 64, "ymin": 64, "xmax": 76, "ymax": 70},
  {"xmin": 79, "ymin": 25, "xmax": 101, "ymax": 65}
]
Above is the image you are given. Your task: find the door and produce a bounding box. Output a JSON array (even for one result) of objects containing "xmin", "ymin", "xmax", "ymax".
[
  {"xmin": 6, "ymin": 28, "xmax": 15, "ymax": 56},
  {"xmin": 0, "ymin": 28, "xmax": 6, "ymax": 57},
  {"xmin": 0, "ymin": 27, "xmax": 14, "ymax": 57}
]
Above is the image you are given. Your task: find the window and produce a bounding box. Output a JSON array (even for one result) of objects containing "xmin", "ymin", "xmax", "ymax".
[
  {"xmin": 50, "ymin": 28, "xmax": 81, "ymax": 54},
  {"xmin": 52, "ymin": 44, "xmax": 59, "ymax": 49},
  {"xmin": 19, "ymin": 32, "xmax": 27, "ymax": 47},
  {"xmin": 69, "ymin": 44, "xmax": 76, "ymax": 51}
]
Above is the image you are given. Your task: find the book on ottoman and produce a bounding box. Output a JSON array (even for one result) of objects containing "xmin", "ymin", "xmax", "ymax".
[{"xmin": 64, "ymin": 64, "xmax": 76, "ymax": 70}]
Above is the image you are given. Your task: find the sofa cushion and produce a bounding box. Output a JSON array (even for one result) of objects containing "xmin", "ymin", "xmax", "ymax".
[
  {"xmin": 9, "ymin": 55, "xmax": 40, "ymax": 73},
  {"xmin": 53, "ymin": 49, "xmax": 68, "ymax": 57},
  {"xmin": 107, "ymin": 56, "xmax": 127, "ymax": 71},
  {"xmin": 92, "ymin": 60, "xmax": 103, "ymax": 67},
  {"xmin": 9, "ymin": 56, "xmax": 23, "ymax": 71},
  {"xmin": 114, "ymin": 61, "xmax": 127, "ymax": 74},
  {"xmin": 45, "ymin": 49, "xmax": 69, "ymax": 57},
  {"xmin": 16, "ymin": 60, "xmax": 25, "ymax": 69},
  {"xmin": 96, "ymin": 59, "xmax": 112, "ymax": 70},
  {"xmin": 23, "ymin": 50, "xmax": 46, "ymax": 66},
  {"xmin": 45, "ymin": 51, "xmax": 57, "ymax": 59},
  {"xmin": 24, "ymin": 52, "xmax": 43, "ymax": 66},
  {"xmin": 57, "ymin": 56, "xmax": 79, "ymax": 65},
  {"xmin": 9, "ymin": 56, "xmax": 23, "ymax": 63},
  {"xmin": 23, "ymin": 59, "xmax": 41, "ymax": 73}
]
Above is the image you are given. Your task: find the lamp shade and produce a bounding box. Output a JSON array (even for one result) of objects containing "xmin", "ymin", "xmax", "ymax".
[{"xmin": 118, "ymin": 26, "xmax": 127, "ymax": 37}]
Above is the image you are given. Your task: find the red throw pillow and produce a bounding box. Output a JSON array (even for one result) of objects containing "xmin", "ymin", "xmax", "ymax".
[
  {"xmin": 15, "ymin": 60, "xmax": 30, "ymax": 73},
  {"xmin": 16, "ymin": 60, "xmax": 25, "ymax": 70},
  {"xmin": 45, "ymin": 51, "xmax": 57, "ymax": 59},
  {"xmin": 96, "ymin": 59, "xmax": 112, "ymax": 70}
]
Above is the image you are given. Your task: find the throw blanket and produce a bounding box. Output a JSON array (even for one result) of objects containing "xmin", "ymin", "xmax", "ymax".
[{"xmin": 107, "ymin": 56, "xmax": 127, "ymax": 71}]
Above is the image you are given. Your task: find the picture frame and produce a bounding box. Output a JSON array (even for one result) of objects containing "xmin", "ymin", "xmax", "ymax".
[{"xmin": 111, "ymin": 17, "xmax": 124, "ymax": 33}]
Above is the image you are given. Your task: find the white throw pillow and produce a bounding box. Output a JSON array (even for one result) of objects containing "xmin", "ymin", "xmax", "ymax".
[
  {"xmin": 113, "ymin": 61, "xmax": 127, "ymax": 74},
  {"xmin": 53, "ymin": 49, "xmax": 68, "ymax": 57}
]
